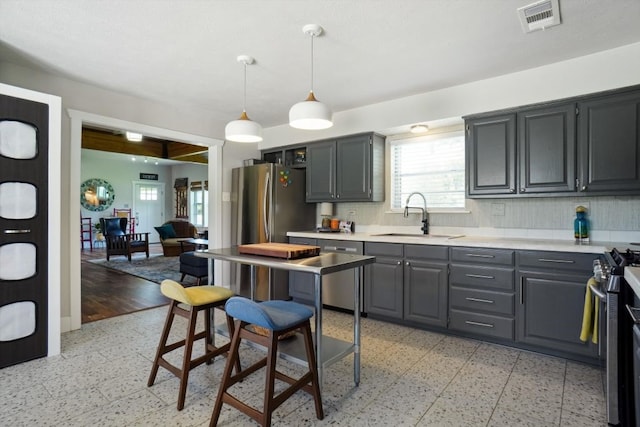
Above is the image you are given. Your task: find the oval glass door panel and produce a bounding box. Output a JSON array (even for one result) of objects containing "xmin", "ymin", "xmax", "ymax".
[
  {"xmin": 0, "ymin": 243, "xmax": 36, "ymax": 280},
  {"xmin": 0, "ymin": 182, "xmax": 37, "ymax": 219},
  {"xmin": 0, "ymin": 301, "xmax": 36, "ymax": 341},
  {"xmin": 0, "ymin": 121, "xmax": 37, "ymax": 159}
]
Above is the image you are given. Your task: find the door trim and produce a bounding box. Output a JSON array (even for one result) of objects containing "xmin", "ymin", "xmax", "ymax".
[
  {"xmin": 132, "ymin": 180, "xmax": 166, "ymax": 243},
  {"xmin": 68, "ymin": 109, "xmax": 223, "ymax": 331}
]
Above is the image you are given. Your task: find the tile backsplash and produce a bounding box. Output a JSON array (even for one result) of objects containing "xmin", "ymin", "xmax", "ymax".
[{"xmin": 330, "ymin": 195, "xmax": 640, "ymax": 242}]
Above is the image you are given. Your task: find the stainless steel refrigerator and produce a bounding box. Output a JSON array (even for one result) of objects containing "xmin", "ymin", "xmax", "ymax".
[{"xmin": 230, "ymin": 163, "xmax": 316, "ymax": 300}]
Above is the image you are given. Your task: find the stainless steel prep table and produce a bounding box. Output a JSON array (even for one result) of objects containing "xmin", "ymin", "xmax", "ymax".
[{"xmin": 196, "ymin": 247, "xmax": 376, "ymax": 387}]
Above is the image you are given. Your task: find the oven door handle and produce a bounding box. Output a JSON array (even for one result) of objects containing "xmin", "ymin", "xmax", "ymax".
[
  {"xmin": 626, "ymin": 304, "xmax": 640, "ymax": 324},
  {"xmin": 589, "ymin": 283, "xmax": 607, "ymax": 301}
]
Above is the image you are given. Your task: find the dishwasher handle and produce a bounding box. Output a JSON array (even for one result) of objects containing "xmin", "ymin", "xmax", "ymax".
[{"xmin": 323, "ymin": 246, "xmax": 358, "ymax": 253}]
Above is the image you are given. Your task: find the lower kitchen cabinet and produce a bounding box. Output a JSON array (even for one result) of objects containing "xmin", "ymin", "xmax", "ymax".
[
  {"xmin": 288, "ymin": 237, "xmax": 317, "ymax": 301},
  {"xmin": 516, "ymin": 251, "xmax": 598, "ymax": 360},
  {"xmin": 365, "ymin": 243, "xmax": 448, "ymax": 328}
]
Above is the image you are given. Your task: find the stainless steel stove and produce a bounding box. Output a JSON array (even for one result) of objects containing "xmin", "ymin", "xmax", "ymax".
[{"xmin": 592, "ymin": 248, "xmax": 637, "ymax": 426}]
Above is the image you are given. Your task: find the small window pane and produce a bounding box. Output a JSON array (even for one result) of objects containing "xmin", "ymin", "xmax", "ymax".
[
  {"xmin": 0, "ymin": 121, "xmax": 37, "ymax": 159},
  {"xmin": 0, "ymin": 182, "xmax": 37, "ymax": 219},
  {"xmin": 0, "ymin": 243, "xmax": 36, "ymax": 280},
  {"xmin": 390, "ymin": 130, "xmax": 465, "ymax": 210},
  {"xmin": 0, "ymin": 301, "xmax": 36, "ymax": 341},
  {"xmin": 139, "ymin": 186, "xmax": 158, "ymax": 201}
]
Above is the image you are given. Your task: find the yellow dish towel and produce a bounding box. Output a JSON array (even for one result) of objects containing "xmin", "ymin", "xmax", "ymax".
[{"xmin": 580, "ymin": 277, "xmax": 599, "ymax": 344}]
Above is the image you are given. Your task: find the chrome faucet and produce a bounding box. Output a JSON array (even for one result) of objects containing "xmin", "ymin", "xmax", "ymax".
[{"xmin": 403, "ymin": 192, "xmax": 429, "ymax": 234}]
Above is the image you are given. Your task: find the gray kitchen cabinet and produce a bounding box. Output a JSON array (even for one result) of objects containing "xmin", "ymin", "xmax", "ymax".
[
  {"xmin": 306, "ymin": 132, "xmax": 384, "ymax": 202},
  {"xmin": 449, "ymin": 247, "xmax": 516, "ymax": 340},
  {"xmin": 365, "ymin": 243, "xmax": 448, "ymax": 328},
  {"xmin": 516, "ymin": 250, "xmax": 598, "ymax": 360},
  {"xmin": 518, "ymin": 103, "xmax": 576, "ymax": 194},
  {"xmin": 404, "ymin": 245, "xmax": 448, "ymax": 328},
  {"xmin": 365, "ymin": 242, "xmax": 403, "ymax": 319},
  {"xmin": 466, "ymin": 114, "xmax": 516, "ymax": 196},
  {"xmin": 577, "ymin": 89, "xmax": 640, "ymax": 193},
  {"xmin": 288, "ymin": 237, "xmax": 317, "ymax": 301},
  {"xmin": 467, "ymin": 103, "xmax": 576, "ymax": 197}
]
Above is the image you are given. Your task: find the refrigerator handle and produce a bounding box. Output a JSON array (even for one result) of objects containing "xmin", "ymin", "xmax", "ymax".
[{"xmin": 264, "ymin": 171, "xmax": 270, "ymax": 241}]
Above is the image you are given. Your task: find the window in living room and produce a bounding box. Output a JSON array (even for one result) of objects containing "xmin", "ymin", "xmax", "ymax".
[{"xmin": 190, "ymin": 180, "xmax": 208, "ymax": 227}]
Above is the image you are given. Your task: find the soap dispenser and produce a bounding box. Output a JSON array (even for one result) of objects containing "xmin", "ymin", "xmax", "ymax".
[{"xmin": 574, "ymin": 206, "xmax": 589, "ymax": 243}]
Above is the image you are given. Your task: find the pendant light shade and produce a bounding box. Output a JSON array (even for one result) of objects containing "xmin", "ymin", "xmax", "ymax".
[
  {"xmin": 289, "ymin": 24, "xmax": 333, "ymax": 130},
  {"xmin": 226, "ymin": 55, "xmax": 263, "ymax": 143}
]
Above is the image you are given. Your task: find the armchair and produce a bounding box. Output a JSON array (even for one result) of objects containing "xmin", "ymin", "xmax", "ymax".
[{"xmin": 100, "ymin": 217, "xmax": 150, "ymax": 261}]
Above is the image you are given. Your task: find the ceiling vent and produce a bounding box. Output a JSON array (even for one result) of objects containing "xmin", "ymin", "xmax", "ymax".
[{"xmin": 517, "ymin": 0, "xmax": 561, "ymax": 33}]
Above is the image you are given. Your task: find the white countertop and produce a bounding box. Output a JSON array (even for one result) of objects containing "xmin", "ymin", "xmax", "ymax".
[
  {"xmin": 287, "ymin": 230, "xmax": 627, "ymax": 254},
  {"xmin": 625, "ymin": 267, "xmax": 640, "ymax": 297}
]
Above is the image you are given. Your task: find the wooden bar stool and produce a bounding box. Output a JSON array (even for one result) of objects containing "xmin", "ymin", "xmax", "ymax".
[
  {"xmin": 210, "ymin": 296, "xmax": 323, "ymax": 427},
  {"xmin": 147, "ymin": 279, "xmax": 240, "ymax": 410}
]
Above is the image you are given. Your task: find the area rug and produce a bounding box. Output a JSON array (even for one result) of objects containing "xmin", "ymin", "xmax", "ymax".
[{"xmin": 88, "ymin": 254, "xmax": 198, "ymax": 285}]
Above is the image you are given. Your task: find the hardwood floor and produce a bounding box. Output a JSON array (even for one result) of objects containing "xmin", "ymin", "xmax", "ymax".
[{"xmin": 81, "ymin": 243, "xmax": 169, "ymax": 323}]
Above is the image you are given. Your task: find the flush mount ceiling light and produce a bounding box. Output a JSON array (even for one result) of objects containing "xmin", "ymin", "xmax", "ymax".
[
  {"xmin": 125, "ymin": 131, "xmax": 143, "ymax": 142},
  {"xmin": 410, "ymin": 124, "xmax": 429, "ymax": 134},
  {"xmin": 225, "ymin": 55, "xmax": 263, "ymax": 143},
  {"xmin": 289, "ymin": 24, "xmax": 333, "ymax": 130}
]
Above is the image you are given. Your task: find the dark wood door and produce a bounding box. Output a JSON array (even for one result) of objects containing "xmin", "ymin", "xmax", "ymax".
[
  {"xmin": 467, "ymin": 114, "xmax": 517, "ymax": 196},
  {"xmin": 578, "ymin": 90, "xmax": 640, "ymax": 193},
  {"xmin": 518, "ymin": 103, "xmax": 576, "ymax": 194},
  {"xmin": 0, "ymin": 94, "xmax": 49, "ymax": 368}
]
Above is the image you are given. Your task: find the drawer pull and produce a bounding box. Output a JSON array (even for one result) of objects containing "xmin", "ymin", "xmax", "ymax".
[
  {"xmin": 465, "ymin": 297, "xmax": 495, "ymax": 304},
  {"xmin": 465, "ymin": 273, "xmax": 494, "ymax": 280},
  {"xmin": 537, "ymin": 258, "xmax": 574, "ymax": 264},
  {"xmin": 465, "ymin": 320, "xmax": 494, "ymax": 328},
  {"xmin": 465, "ymin": 253, "xmax": 495, "ymax": 258}
]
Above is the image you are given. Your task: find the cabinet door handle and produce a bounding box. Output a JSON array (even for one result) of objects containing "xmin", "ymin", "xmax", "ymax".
[
  {"xmin": 405, "ymin": 261, "xmax": 410, "ymax": 266},
  {"xmin": 396, "ymin": 261, "xmax": 402, "ymax": 265},
  {"xmin": 3, "ymin": 229, "xmax": 31, "ymax": 234},
  {"xmin": 465, "ymin": 253, "xmax": 495, "ymax": 258},
  {"xmin": 520, "ymin": 188, "xmax": 525, "ymax": 192},
  {"xmin": 581, "ymin": 185, "xmax": 587, "ymax": 191},
  {"xmin": 465, "ymin": 273, "xmax": 495, "ymax": 280},
  {"xmin": 465, "ymin": 320, "xmax": 494, "ymax": 328},
  {"xmin": 465, "ymin": 297, "xmax": 495, "ymax": 304},
  {"xmin": 509, "ymin": 188, "xmax": 515, "ymax": 193},
  {"xmin": 520, "ymin": 276, "xmax": 524, "ymax": 305},
  {"xmin": 538, "ymin": 258, "xmax": 574, "ymax": 264}
]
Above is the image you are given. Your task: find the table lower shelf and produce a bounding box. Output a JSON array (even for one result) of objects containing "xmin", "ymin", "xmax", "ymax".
[{"xmin": 214, "ymin": 324, "xmax": 355, "ymax": 369}]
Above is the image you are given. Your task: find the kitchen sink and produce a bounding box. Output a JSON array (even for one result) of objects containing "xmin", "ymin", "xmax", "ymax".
[{"xmin": 373, "ymin": 233, "xmax": 465, "ymax": 239}]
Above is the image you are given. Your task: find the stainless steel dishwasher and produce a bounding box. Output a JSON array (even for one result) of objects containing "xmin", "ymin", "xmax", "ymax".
[{"xmin": 320, "ymin": 239, "xmax": 364, "ymax": 313}]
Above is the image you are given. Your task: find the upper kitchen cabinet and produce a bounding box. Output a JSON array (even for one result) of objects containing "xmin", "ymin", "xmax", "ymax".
[
  {"xmin": 306, "ymin": 132, "xmax": 384, "ymax": 202},
  {"xmin": 466, "ymin": 114, "xmax": 516, "ymax": 196},
  {"xmin": 577, "ymin": 89, "xmax": 640, "ymax": 193},
  {"xmin": 518, "ymin": 103, "xmax": 576, "ymax": 194}
]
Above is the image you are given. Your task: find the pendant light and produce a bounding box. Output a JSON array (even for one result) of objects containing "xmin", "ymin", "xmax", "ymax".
[
  {"xmin": 225, "ymin": 55, "xmax": 263, "ymax": 143},
  {"xmin": 289, "ymin": 24, "xmax": 333, "ymax": 130}
]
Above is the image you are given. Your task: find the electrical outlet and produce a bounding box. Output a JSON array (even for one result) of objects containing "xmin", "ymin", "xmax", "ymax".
[{"xmin": 491, "ymin": 203, "xmax": 505, "ymax": 216}]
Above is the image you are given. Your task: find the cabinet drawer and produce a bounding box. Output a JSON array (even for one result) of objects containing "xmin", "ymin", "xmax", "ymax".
[
  {"xmin": 449, "ymin": 309, "xmax": 514, "ymax": 340},
  {"xmin": 449, "ymin": 286, "xmax": 514, "ymax": 316},
  {"xmin": 405, "ymin": 244, "xmax": 448, "ymax": 261},
  {"xmin": 289, "ymin": 237, "xmax": 317, "ymax": 246},
  {"xmin": 451, "ymin": 247, "xmax": 514, "ymax": 265},
  {"xmin": 450, "ymin": 265, "xmax": 514, "ymax": 290},
  {"xmin": 517, "ymin": 250, "xmax": 595, "ymax": 272},
  {"xmin": 365, "ymin": 242, "xmax": 403, "ymax": 257}
]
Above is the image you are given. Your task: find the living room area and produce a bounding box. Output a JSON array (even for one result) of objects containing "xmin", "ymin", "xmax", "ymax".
[{"xmin": 80, "ymin": 138, "xmax": 210, "ymax": 324}]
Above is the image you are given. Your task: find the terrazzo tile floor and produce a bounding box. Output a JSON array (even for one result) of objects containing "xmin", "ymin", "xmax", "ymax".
[{"xmin": 1, "ymin": 307, "xmax": 607, "ymax": 426}]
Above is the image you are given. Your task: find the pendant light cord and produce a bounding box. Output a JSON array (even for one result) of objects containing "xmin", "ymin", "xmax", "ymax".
[
  {"xmin": 310, "ymin": 32, "xmax": 315, "ymax": 94},
  {"xmin": 242, "ymin": 61, "xmax": 247, "ymax": 113}
]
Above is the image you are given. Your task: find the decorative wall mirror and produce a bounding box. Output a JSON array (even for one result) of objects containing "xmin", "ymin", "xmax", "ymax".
[{"xmin": 80, "ymin": 178, "xmax": 115, "ymax": 211}]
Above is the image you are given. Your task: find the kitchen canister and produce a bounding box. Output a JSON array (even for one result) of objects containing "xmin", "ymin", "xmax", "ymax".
[{"xmin": 574, "ymin": 205, "xmax": 589, "ymax": 242}]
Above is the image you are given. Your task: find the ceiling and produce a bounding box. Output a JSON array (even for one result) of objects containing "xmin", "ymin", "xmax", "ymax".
[{"xmin": 2, "ymin": 0, "xmax": 640, "ymax": 139}]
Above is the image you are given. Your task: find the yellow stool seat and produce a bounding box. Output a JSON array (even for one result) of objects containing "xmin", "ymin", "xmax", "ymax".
[
  {"xmin": 148, "ymin": 280, "xmax": 239, "ymax": 411},
  {"xmin": 161, "ymin": 280, "xmax": 233, "ymax": 306}
]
